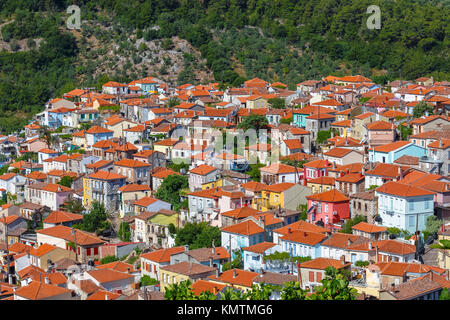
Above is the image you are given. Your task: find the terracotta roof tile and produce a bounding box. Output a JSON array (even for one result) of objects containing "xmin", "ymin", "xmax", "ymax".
[
  {"xmin": 208, "ymin": 269, "xmax": 259, "ymax": 287},
  {"xmin": 280, "ymin": 230, "xmax": 327, "ymax": 246},
  {"xmin": 376, "ymin": 181, "xmax": 435, "ymax": 197},
  {"xmin": 221, "ymin": 220, "xmax": 264, "ymax": 236},
  {"xmin": 306, "ymin": 189, "xmax": 349, "ymax": 202},
  {"xmin": 14, "ymin": 281, "xmax": 72, "ymax": 300},
  {"xmin": 140, "ymin": 246, "xmax": 185, "ymax": 263},
  {"xmin": 300, "ymin": 257, "xmax": 351, "ymax": 270}
]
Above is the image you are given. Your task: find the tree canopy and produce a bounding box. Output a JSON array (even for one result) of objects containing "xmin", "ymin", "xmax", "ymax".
[
  {"xmin": 174, "ymin": 222, "xmax": 221, "ymax": 250},
  {"xmin": 155, "ymin": 174, "xmax": 188, "ymax": 211}
]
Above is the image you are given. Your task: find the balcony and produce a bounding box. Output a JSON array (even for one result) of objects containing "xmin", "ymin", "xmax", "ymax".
[
  {"xmin": 419, "ymin": 156, "xmax": 443, "ymax": 164},
  {"xmin": 253, "ymin": 198, "xmax": 280, "ymax": 210}
]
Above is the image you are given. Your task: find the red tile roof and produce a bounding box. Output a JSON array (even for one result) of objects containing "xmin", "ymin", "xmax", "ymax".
[
  {"xmin": 36, "ymin": 225, "xmax": 104, "ymax": 246},
  {"xmin": 221, "ymin": 220, "xmax": 264, "ymax": 236},
  {"xmin": 273, "ymin": 220, "xmax": 329, "ymax": 236},
  {"xmin": 189, "ymin": 164, "xmax": 217, "ymax": 176},
  {"xmin": 43, "ymin": 211, "xmax": 83, "ymax": 224},
  {"xmin": 306, "ymin": 189, "xmax": 349, "ymax": 202},
  {"xmin": 242, "ymin": 242, "xmax": 277, "ymax": 254},
  {"xmin": 300, "ymin": 257, "xmax": 351, "ymax": 270},
  {"xmin": 208, "ymin": 269, "xmax": 259, "ymax": 287},
  {"xmin": 140, "ymin": 246, "xmax": 186, "ymax": 263},
  {"xmin": 118, "ymin": 184, "xmax": 151, "ymax": 192},
  {"xmin": 280, "ymin": 230, "xmax": 327, "ymax": 246},
  {"xmin": 114, "ymin": 159, "xmax": 150, "ymax": 168},
  {"xmin": 376, "ymin": 181, "xmax": 435, "ymax": 197},
  {"xmin": 352, "ymin": 222, "xmax": 387, "ymax": 233},
  {"xmin": 14, "ymin": 281, "xmax": 72, "ymax": 300},
  {"xmin": 88, "ymin": 170, "xmax": 126, "ymax": 180}
]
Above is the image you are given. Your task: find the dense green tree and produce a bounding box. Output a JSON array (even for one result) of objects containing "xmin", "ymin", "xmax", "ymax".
[
  {"xmin": 73, "ymin": 201, "xmax": 110, "ymax": 235},
  {"xmin": 174, "ymin": 222, "xmax": 221, "ymax": 249},
  {"xmin": 339, "ymin": 215, "xmax": 367, "ymax": 234},
  {"xmin": 440, "ymin": 288, "xmax": 450, "ymax": 300},
  {"xmin": 237, "ymin": 114, "xmax": 269, "ymax": 132},
  {"xmin": 58, "ymin": 176, "xmax": 74, "ymax": 188},
  {"xmin": 413, "ymin": 101, "xmax": 434, "ymax": 118},
  {"xmin": 155, "ymin": 174, "xmax": 188, "ymax": 211},
  {"xmin": 118, "ymin": 221, "xmax": 131, "ymax": 242}
]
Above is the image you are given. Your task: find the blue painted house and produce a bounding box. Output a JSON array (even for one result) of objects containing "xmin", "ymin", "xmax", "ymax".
[
  {"xmin": 369, "ymin": 141, "xmax": 426, "ymax": 164},
  {"xmin": 292, "ymin": 105, "xmax": 335, "ymax": 128},
  {"xmin": 375, "ymin": 181, "xmax": 435, "ymax": 233},
  {"xmin": 280, "ymin": 230, "xmax": 327, "ymax": 259},
  {"xmin": 242, "ymin": 242, "xmax": 281, "ymax": 272},
  {"xmin": 221, "ymin": 220, "xmax": 265, "ymax": 259}
]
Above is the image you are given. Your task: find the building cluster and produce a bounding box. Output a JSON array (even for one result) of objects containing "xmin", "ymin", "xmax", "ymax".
[{"xmin": 0, "ymin": 74, "xmax": 449, "ymax": 300}]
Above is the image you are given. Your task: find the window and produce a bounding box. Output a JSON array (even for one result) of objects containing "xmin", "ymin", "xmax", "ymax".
[
  {"xmin": 86, "ymin": 248, "xmax": 91, "ymax": 256},
  {"xmin": 409, "ymin": 200, "xmax": 414, "ymax": 211},
  {"xmin": 324, "ymin": 203, "xmax": 328, "ymax": 212},
  {"xmin": 409, "ymin": 215, "xmax": 415, "ymax": 228},
  {"xmin": 309, "ymin": 271, "xmax": 315, "ymax": 282},
  {"xmin": 94, "ymin": 247, "xmax": 99, "ymax": 255},
  {"xmin": 425, "ymin": 200, "xmax": 429, "ymax": 210}
]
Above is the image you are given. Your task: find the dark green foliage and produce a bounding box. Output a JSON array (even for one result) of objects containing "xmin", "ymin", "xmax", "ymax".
[
  {"xmin": 58, "ymin": 176, "xmax": 74, "ymax": 188},
  {"xmin": 238, "ymin": 114, "xmax": 269, "ymax": 131},
  {"xmin": 355, "ymin": 260, "xmax": 370, "ymax": 268},
  {"xmin": 268, "ymin": 98, "xmax": 285, "ymax": 109},
  {"xmin": 316, "ymin": 130, "xmax": 332, "ymax": 144},
  {"xmin": 118, "ymin": 222, "xmax": 131, "ymax": 242},
  {"xmin": 62, "ymin": 199, "xmax": 84, "ymax": 213},
  {"xmin": 222, "ymin": 250, "xmax": 243, "ymax": 271},
  {"xmin": 413, "ymin": 101, "xmax": 434, "ymax": 118},
  {"xmin": 140, "ymin": 275, "xmax": 159, "ymax": 287},
  {"xmin": 154, "ymin": 174, "xmax": 188, "ymax": 211},
  {"xmin": 440, "ymin": 288, "xmax": 450, "ymax": 300},
  {"xmin": 174, "ymin": 222, "xmax": 221, "ymax": 250},
  {"xmin": 247, "ymin": 163, "xmax": 265, "ymax": 182},
  {"xmin": 339, "ymin": 215, "xmax": 367, "ymax": 234},
  {"xmin": 100, "ymin": 255, "xmax": 119, "ymax": 265},
  {"xmin": 73, "ymin": 201, "xmax": 111, "ymax": 235}
]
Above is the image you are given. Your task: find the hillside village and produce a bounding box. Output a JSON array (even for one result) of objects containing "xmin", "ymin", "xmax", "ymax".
[{"xmin": 0, "ymin": 74, "xmax": 449, "ymax": 300}]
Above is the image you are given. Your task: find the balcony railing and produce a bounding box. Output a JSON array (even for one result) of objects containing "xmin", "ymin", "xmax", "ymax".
[
  {"xmin": 420, "ymin": 156, "xmax": 443, "ymax": 164},
  {"xmin": 253, "ymin": 198, "xmax": 280, "ymax": 210}
]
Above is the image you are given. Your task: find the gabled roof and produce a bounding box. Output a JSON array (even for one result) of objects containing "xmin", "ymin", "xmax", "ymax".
[
  {"xmin": 323, "ymin": 147, "xmax": 354, "ymax": 158},
  {"xmin": 191, "ymin": 280, "xmax": 227, "ymax": 296},
  {"xmin": 86, "ymin": 269, "xmax": 134, "ymax": 284},
  {"xmin": 367, "ymin": 120, "xmax": 396, "ymax": 130},
  {"xmin": 300, "ymin": 257, "xmax": 351, "ymax": 270},
  {"xmin": 280, "ymin": 230, "xmax": 327, "ymax": 246},
  {"xmin": 376, "ymin": 181, "xmax": 435, "ymax": 197},
  {"xmin": 132, "ymin": 196, "xmax": 160, "ymax": 207},
  {"xmin": 241, "ymin": 181, "xmax": 267, "ymax": 192},
  {"xmin": 221, "ymin": 220, "xmax": 264, "ymax": 236},
  {"xmin": 14, "ymin": 281, "xmax": 72, "ymax": 300},
  {"xmin": 118, "ymin": 184, "xmax": 151, "ymax": 192},
  {"xmin": 369, "ymin": 141, "xmax": 411, "ymax": 153},
  {"xmin": 160, "ymin": 261, "xmax": 216, "ymax": 276},
  {"xmin": 260, "ymin": 163, "xmax": 296, "ymax": 174},
  {"xmin": 140, "ymin": 246, "xmax": 185, "ymax": 263},
  {"xmin": 264, "ymin": 182, "xmax": 296, "ymax": 193},
  {"xmin": 114, "ymin": 159, "xmax": 150, "ymax": 168},
  {"xmin": 273, "ymin": 220, "xmax": 329, "ymax": 236},
  {"xmin": 321, "ymin": 233, "xmax": 367, "ymax": 249},
  {"xmin": 85, "ymin": 126, "xmax": 113, "ymax": 134},
  {"xmin": 189, "ymin": 164, "xmax": 217, "ymax": 176},
  {"xmin": 306, "ymin": 189, "xmax": 349, "ymax": 202},
  {"xmin": 88, "ymin": 170, "xmax": 126, "ymax": 180},
  {"xmin": 43, "ymin": 211, "xmax": 83, "ymax": 224},
  {"xmin": 352, "ymin": 222, "xmax": 387, "ymax": 233},
  {"xmin": 36, "ymin": 225, "xmax": 104, "ymax": 246},
  {"xmin": 96, "ymin": 261, "xmax": 136, "ymax": 273},
  {"xmin": 242, "ymin": 242, "xmax": 277, "ymax": 254},
  {"xmin": 208, "ymin": 269, "xmax": 259, "ymax": 287},
  {"xmin": 87, "ymin": 290, "xmax": 122, "ymax": 300},
  {"xmin": 221, "ymin": 207, "xmax": 261, "ymax": 219}
]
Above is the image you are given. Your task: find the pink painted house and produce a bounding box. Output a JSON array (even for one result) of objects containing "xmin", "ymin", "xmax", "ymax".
[
  {"xmin": 306, "ymin": 189, "xmax": 350, "ymax": 232},
  {"xmin": 303, "ymin": 159, "xmax": 333, "ymax": 186}
]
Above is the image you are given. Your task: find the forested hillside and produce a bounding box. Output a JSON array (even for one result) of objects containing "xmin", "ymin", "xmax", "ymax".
[{"xmin": 0, "ymin": 0, "xmax": 448, "ymax": 132}]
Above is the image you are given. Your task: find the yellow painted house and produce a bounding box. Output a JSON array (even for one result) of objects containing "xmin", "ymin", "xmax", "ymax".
[
  {"xmin": 253, "ymin": 182, "xmax": 310, "ymax": 211},
  {"xmin": 83, "ymin": 176, "xmax": 92, "ymax": 209},
  {"xmin": 159, "ymin": 262, "xmax": 216, "ymax": 292},
  {"xmin": 436, "ymin": 229, "xmax": 450, "ymax": 271},
  {"xmin": 153, "ymin": 139, "xmax": 180, "ymax": 158},
  {"xmin": 72, "ymin": 130, "xmax": 86, "ymax": 148}
]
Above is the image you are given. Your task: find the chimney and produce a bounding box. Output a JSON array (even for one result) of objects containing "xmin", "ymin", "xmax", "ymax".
[
  {"xmin": 288, "ymin": 227, "xmax": 292, "ymax": 234},
  {"xmin": 369, "ymin": 242, "xmax": 373, "ymax": 250},
  {"xmin": 184, "ymin": 245, "xmax": 189, "ymax": 252},
  {"xmin": 397, "ymin": 166, "xmax": 401, "ymax": 177},
  {"xmin": 233, "ymin": 269, "xmax": 237, "ymax": 278},
  {"xmin": 347, "ymin": 239, "xmax": 351, "ymax": 247},
  {"xmin": 440, "ymin": 139, "xmax": 443, "ymax": 148},
  {"xmin": 209, "ymin": 258, "xmax": 213, "ymax": 267},
  {"xmin": 127, "ymin": 267, "xmax": 131, "ymax": 273},
  {"xmin": 44, "ymin": 277, "xmax": 50, "ymax": 284},
  {"xmin": 391, "ymin": 283, "xmax": 395, "ymax": 292},
  {"xmin": 215, "ymin": 268, "xmax": 220, "ymax": 278},
  {"xmin": 340, "ymin": 255, "xmax": 346, "ymax": 265},
  {"xmin": 105, "ymin": 294, "xmax": 109, "ymax": 300},
  {"xmin": 212, "ymin": 246, "xmax": 215, "ymax": 255}
]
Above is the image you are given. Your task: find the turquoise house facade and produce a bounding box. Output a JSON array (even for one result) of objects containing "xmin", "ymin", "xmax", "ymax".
[
  {"xmin": 292, "ymin": 110, "xmax": 309, "ymax": 128},
  {"xmin": 369, "ymin": 142, "xmax": 426, "ymax": 164}
]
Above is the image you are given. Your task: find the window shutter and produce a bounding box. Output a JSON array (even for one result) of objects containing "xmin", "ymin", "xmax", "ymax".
[
  {"xmin": 309, "ymin": 271, "xmax": 314, "ymax": 282},
  {"xmin": 316, "ymin": 272, "xmax": 322, "ymax": 282}
]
